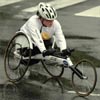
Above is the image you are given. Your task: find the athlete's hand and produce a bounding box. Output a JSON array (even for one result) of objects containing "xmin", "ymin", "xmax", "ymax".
[
  {"xmin": 61, "ymin": 48, "xmax": 74, "ymax": 56},
  {"xmin": 42, "ymin": 48, "xmax": 56, "ymax": 57}
]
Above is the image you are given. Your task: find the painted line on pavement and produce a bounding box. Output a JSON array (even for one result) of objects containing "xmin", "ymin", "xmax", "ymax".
[
  {"xmin": 22, "ymin": 0, "xmax": 87, "ymax": 12},
  {"xmin": 75, "ymin": 6, "xmax": 100, "ymax": 18},
  {"xmin": 68, "ymin": 90, "xmax": 100, "ymax": 96},
  {"xmin": 0, "ymin": 0, "xmax": 22, "ymax": 7}
]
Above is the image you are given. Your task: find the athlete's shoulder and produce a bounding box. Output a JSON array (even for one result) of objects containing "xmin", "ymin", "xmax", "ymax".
[
  {"xmin": 28, "ymin": 15, "xmax": 39, "ymax": 21},
  {"xmin": 53, "ymin": 19, "xmax": 61, "ymax": 29},
  {"xmin": 26, "ymin": 15, "xmax": 41, "ymax": 27}
]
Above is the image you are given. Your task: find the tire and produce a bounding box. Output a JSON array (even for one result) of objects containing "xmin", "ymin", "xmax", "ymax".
[
  {"xmin": 41, "ymin": 59, "xmax": 64, "ymax": 77},
  {"xmin": 72, "ymin": 59, "xmax": 97, "ymax": 96},
  {"xmin": 4, "ymin": 33, "xmax": 31, "ymax": 82}
]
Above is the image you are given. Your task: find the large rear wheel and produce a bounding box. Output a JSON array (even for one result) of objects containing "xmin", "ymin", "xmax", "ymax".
[{"xmin": 4, "ymin": 33, "xmax": 31, "ymax": 82}]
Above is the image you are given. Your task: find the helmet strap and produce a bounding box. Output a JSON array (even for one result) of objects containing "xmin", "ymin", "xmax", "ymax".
[{"xmin": 40, "ymin": 18, "xmax": 47, "ymax": 27}]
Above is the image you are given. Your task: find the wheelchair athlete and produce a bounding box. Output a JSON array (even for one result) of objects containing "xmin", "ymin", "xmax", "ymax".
[
  {"xmin": 17, "ymin": 2, "xmax": 69, "ymax": 67},
  {"xmin": 19, "ymin": 2, "xmax": 67, "ymax": 54}
]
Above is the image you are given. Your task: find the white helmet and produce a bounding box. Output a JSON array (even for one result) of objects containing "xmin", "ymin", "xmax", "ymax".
[{"xmin": 38, "ymin": 2, "xmax": 57, "ymax": 20}]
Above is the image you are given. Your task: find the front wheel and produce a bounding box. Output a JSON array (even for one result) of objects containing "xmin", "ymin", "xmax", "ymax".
[{"xmin": 72, "ymin": 59, "xmax": 97, "ymax": 96}]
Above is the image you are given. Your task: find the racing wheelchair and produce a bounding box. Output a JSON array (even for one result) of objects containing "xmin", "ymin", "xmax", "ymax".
[{"xmin": 4, "ymin": 32, "xmax": 97, "ymax": 96}]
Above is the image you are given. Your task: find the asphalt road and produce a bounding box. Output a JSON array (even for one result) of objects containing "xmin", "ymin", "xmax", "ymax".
[{"xmin": 0, "ymin": 0, "xmax": 100, "ymax": 100}]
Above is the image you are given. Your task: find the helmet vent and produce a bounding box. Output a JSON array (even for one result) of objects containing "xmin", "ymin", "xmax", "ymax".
[
  {"xmin": 46, "ymin": 14, "xmax": 49, "ymax": 18},
  {"xmin": 52, "ymin": 15, "xmax": 54, "ymax": 18},
  {"xmin": 42, "ymin": 8, "xmax": 45, "ymax": 12},
  {"xmin": 45, "ymin": 8, "xmax": 51, "ymax": 18},
  {"xmin": 50, "ymin": 10, "xmax": 52, "ymax": 13},
  {"xmin": 46, "ymin": 5, "xmax": 49, "ymax": 8}
]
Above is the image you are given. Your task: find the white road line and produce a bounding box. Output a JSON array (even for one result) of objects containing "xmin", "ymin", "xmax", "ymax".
[
  {"xmin": 0, "ymin": 0, "xmax": 22, "ymax": 7},
  {"xmin": 67, "ymin": 91, "xmax": 100, "ymax": 96},
  {"xmin": 75, "ymin": 6, "xmax": 100, "ymax": 18},
  {"xmin": 22, "ymin": 0, "xmax": 87, "ymax": 12}
]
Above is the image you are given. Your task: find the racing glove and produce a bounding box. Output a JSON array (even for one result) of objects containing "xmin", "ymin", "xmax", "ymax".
[
  {"xmin": 42, "ymin": 48, "xmax": 56, "ymax": 57},
  {"xmin": 61, "ymin": 48, "xmax": 74, "ymax": 56}
]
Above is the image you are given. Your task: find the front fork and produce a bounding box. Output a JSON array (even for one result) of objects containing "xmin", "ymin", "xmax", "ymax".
[
  {"xmin": 69, "ymin": 66, "xmax": 88, "ymax": 79},
  {"xmin": 65, "ymin": 57, "xmax": 87, "ymax": 80}
]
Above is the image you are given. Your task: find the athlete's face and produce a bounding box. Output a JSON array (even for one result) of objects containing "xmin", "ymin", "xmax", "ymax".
[{"xmin": 42, "ymin": 19, "xmax": 54, "ymax": 27}]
